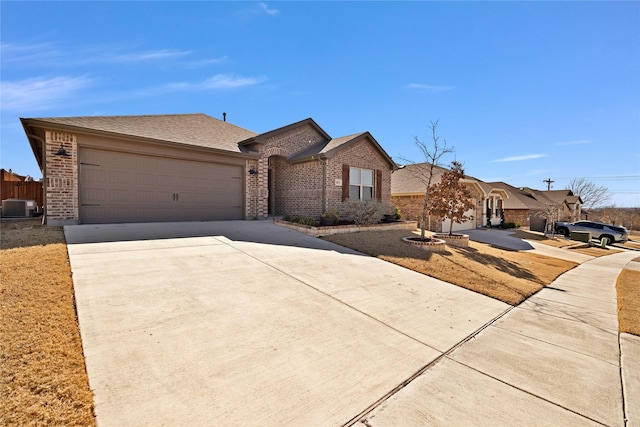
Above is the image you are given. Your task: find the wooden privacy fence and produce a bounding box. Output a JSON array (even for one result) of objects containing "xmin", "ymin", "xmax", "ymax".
[{"xmin": 1, "ymin": 180, "xmax": 44, "ymax": 208}]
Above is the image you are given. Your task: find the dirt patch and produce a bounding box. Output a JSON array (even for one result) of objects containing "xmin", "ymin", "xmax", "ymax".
[
  {"xmin": 617, "ymin": 268, "xmax": 640, "ymax": 336},
  {"xmin": 1, "ymin": 219, "xmax": 64, "ymax": 250},
  {"xmin": 0, "ymin": 220, "xmax": 95, "ymax": 425},
  {"xmin": 323, "ymin": 230, "xmax": 577, "ymax": 305}
]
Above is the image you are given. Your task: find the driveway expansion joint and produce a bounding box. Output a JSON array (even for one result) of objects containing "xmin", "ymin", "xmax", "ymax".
[{"xmin": 344, "ymin": 304, "xmax": 517, "ymax": 426}]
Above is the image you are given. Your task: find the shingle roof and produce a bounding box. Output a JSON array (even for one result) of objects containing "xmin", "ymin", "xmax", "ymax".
[
  {"xmin": 391, "ymin": 163, "xmax": 448, "ymax": 194},
  {"xmin": 23, "ymin": 113, "xmax": 258, "ymax": 153},
  {"xmin": 287, "ymin": 132, "xmax": 396, "ymax": 168},
  {"xmin": 486, "ymin": 182, "xmax": 549, "ymax": 210}
]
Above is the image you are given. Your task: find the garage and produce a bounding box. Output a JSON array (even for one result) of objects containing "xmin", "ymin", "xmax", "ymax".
[{"xmin": 79, "ymin": 148, "xmax": 243, "ymax": 224}]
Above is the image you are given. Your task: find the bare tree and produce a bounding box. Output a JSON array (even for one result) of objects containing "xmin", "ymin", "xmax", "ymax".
[
  {"xmin": 400, "ymin": 120, "xmax": 455, "ymax": 239},
  {"xmin": 428, "ymin": 161, "xmax": 475, "ymax": 236},
  {"xmin": 567, "ymin": 178, "xmax": 610, "ymax": 210},
  {"xmin": 536, "ymin": 202, "xmax": 563, "ymax": 236}
]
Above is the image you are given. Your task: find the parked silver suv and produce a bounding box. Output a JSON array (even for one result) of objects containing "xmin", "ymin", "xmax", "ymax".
[{"xmin": 555, "ymin": 220, "xmax": 629, "ymax": 245}]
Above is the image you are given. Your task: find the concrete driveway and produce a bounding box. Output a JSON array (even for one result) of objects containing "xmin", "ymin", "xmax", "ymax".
[
  {"xmin": 65, "ymin": 221, "xmax": 508, "ymax": 426},
  {"xmin": 463, "ymin": 228, "xmax": 535, "ymax": 251}
]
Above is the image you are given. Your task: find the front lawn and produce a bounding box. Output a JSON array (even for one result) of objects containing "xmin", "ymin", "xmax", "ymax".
[
  {"xmin": 617, "ymin": 262, "xmax": 640, "ymax": 336},
  {"xmin": 0, "ymin": 220, "xmax": 95, "ymax": 426},
  {"xmin": 323, "ymin": 230, "xmax": 577, "ymax": 305}
]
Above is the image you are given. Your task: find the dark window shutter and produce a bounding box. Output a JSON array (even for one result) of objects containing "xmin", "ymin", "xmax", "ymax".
[
  {"xmin": 342, "ymin": 164, "xmax": 350, "ymax": 201},
  {"xmin": 376, "ymin": 169, "xmax": 382, "ymax": 201}
]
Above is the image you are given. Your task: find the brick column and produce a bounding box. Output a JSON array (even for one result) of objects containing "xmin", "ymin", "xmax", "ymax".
[
  {"xmin": 45, "ymin": 131, "xmax": 78, "ymax": 225},
  {"xmin": 246, "ymin": 159, "xmax": 260, "ymax": 219}
]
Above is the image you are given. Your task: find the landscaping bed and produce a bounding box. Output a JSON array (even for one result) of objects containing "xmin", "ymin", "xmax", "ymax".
[
  {"xmin": 275, "ymin": 218, "xmax": 418, "ymax": 237},
  {"xmin": 0, "ymin": 219, "xmax": 95, "ymax": 426}
]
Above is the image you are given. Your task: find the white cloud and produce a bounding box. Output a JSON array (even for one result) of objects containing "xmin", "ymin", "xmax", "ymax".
[
  {"xmin": 102, "ymin": 49, "xmax": 191, "ymax": 63},
  {"xmin": 188, "ymin": 56, "xmax": 229, "ymax": 67},
  {"xmin": 257, "ymin": 2, "xmax": 280, "ymax": 16},
  {"xmin": 555, "ymin": 139, "xmax": 590, "ymax": 146},
  {"xmin": 491, "ymin": 154, "xmax": 547, "ymax": 162},
  {"xmin": 407, "ymin": 83, "xmax": 455, "ymax": 92},
  {"xmin": 2, "ymin": 41, "xmax": 208, "ymax": 68},
  {"xmin": 1, "ymin": 76, "xmax": 92, "ymax": 111},
  {"xmin": 164, "ymin": 74, "xmax": 266, "ymax": 91}
]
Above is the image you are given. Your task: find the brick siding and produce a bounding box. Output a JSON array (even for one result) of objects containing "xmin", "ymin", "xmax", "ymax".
[
  {"xmin": 504, "ymin": 209, "xmax": 530, "ymax": 227},
  {"xmin": 260, "ymin": 128, "xmax": 392, "ymax": 219},
  {"xmin": 392, "ymin": 183, "xmax": 483, "ymax": 232},
  {"xmin": 45, "ymin": 131, "xmax": 78, "ymax": 225},
  {"xmin": 328, "ymin": 138, "xmax": 392, "ymax": 217}
]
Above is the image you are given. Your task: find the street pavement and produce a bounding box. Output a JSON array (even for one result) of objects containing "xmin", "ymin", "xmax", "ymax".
[{"xmin": 64, "ymin": 221, "xmax": 639, "ymax": 426}]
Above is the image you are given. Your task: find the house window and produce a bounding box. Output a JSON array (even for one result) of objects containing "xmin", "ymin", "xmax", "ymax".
[{"xmin": 349, "ymin": 167, "xmax": 374, "ymax": 201}]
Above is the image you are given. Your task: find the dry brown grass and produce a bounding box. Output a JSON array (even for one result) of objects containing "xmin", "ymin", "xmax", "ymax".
[
  {"xmin": 622, "ymin": 240, "xmax": 640, "ymax": 250},
  {"xmin": 510, "ymin": 229, "xmax": 622, "ymax": 257},
  {"xmin": 510, "ymin": 229, "xmax": 577, "ymax": 248},
  {"xmin": 323, "ymin": 230, "xmax": 577, "ymax": 305},
  {"xmin": 1, "ymin": 220, "xmax": 95, "ymax": 426},
  {"xmin": 617, "ymin": 266, "xmax": 640, "ymax": 336}
]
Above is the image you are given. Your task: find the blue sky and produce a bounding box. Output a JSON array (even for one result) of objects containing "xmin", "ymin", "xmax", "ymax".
[{"xmin": 2, "ymin": 1, "xmax": 639, "ymax": 206}]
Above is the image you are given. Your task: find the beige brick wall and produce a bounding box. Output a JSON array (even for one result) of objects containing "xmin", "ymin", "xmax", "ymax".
[
  {"xmin": 391, "ymin": 195, "xmax": 443, "ymax": 232},
  {"xmin": 262, "ymin": 132, "xmax": 393, "ymax": 219},
  {"xmin": 264, "ymin": 124, "xmax": 326, "ymax": 157},
  {"xmin": 271, "ymin": 156, "xmax": 324, "ymax": 216},
  {"xmin": 45, "ymin": 131, "xmax": 78, "ymax": 225},
  {"xmin": 245, "ymin": 158, "xmax": 261, "ymax": 218},
  {"xmin": 504, "ymin": 209, "xmax": 530, "ymax": 226},
  {"xmin": 328, "ymin": 137, "xmax": 392, "ymax": 217},
  {"xmin": 392, "ymin": 184, "xmax": 484, "ymax": 232},
  {"xmin": 250, "ymin": 124, "xmax": 328, "ymax": 218}
]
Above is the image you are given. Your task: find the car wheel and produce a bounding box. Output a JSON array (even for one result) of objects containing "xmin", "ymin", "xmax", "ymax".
[
  {"xmin": 556, "ymin": 227, "xmax": 569, "ymax": 236},
  {"xmin": 600, "ymin": 235, "xmax": 613, "ymax": 246}
]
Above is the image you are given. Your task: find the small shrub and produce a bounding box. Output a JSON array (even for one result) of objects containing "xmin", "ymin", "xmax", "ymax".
[
  {"xmin": 394, "ymin": 205, "xmax": 402, "ymax": 220},
  {"xmin": 320, "ymin": 208, "xmax": 339, "ymax": 225},
  {"xmin": 502, "ymin": 222, "xmax": 520, "ymax": 229},
  {"xmin": 292, "ymin": 216, "xmax": 317, "ymax": 226},
  {"xmin": 344, "ymin": 200, "xmax": 387, "ymax": 225}
]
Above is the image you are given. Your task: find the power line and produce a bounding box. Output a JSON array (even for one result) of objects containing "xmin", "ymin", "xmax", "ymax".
[{"xmin": 555, "ymin": 175, "xmax": 640, "ymax": 181}]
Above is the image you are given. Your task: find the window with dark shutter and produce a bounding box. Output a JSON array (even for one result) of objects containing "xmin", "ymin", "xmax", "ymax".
[
  {"xmin": 376, "ymin": 169, "xmax": 382, "ymax": 201},
  {"xmin": 342, "ymin": 164, "xmax": 350, "ymax": 201}
]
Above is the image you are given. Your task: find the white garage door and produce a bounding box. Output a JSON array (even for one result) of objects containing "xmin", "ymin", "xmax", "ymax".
[
  {"xmin": 442, "ymin": 207, "xmax": 476, "ymax": 233},
  {"xmin": 79, "ymin": 148, "xmax": 243, "ymax": 224}
]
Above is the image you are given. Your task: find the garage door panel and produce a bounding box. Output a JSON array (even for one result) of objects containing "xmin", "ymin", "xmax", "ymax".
[
  {"xmin": 136, "ymin": 173, "xmax": 155, "ymax": 186},
  {"xmin": 80, "ymin": 148, "xmax": 244, "ymax": 224}
]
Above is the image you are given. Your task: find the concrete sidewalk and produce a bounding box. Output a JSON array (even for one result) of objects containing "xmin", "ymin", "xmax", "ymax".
[{"xmin": 361, "ymin": 250, "xmax": 639, "ymax": 426}]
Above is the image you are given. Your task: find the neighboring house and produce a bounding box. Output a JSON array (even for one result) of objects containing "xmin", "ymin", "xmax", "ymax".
[
  {"xmin": 21, "ymin": 114, "xmax": 395, "ymax": 225},
  {"xmin": 391, "ymin": 164, "xmax": 508, "ymax": 232},
  {"xmin": 486, "ymin": 183, "xmax": 583, "ymax": 230},
  {"xmin": 535, "ymin": 189, "xmax": 582, "ymax": 222}
]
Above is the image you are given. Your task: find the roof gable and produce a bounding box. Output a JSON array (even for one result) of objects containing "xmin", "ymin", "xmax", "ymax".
[
  {"xmin": 238, "ymin": 118, "xmax": 330, "ymax": 147},
  {"xmin": 287, "ymin": 132, "xmax": 396, "ymax": 169}
]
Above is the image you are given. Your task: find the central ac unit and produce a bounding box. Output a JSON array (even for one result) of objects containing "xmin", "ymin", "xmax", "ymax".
[{"xmin": 1, "ymin": 199, "xmax": 36, "ymax": 217}]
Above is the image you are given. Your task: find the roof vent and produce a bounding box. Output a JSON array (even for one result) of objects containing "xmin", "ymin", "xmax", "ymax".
[{"xmin": 223, "ymin": 112, "xmax": 227, "ymax": 122}]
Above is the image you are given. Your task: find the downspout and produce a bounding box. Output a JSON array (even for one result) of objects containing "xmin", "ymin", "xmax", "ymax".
[
  {"xmin": 27, "ymin": 133, "xmax": 46, "ymax": 225},
  {"xmin": 321, "ymin": 157, "xmax": 327, "ymax": 213}
]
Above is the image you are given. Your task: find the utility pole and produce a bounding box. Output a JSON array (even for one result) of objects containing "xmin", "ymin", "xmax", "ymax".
[{"xmin": 543, "ymin": 178, "xmax": 554, "ymax": 191}]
